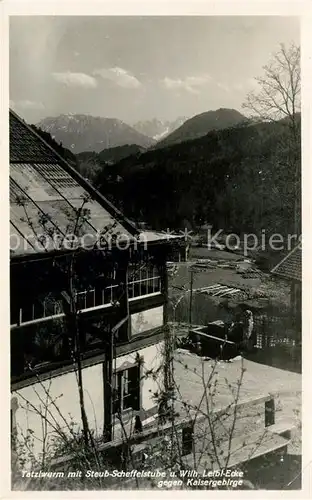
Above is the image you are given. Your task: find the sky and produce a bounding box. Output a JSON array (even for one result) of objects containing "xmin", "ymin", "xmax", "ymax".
[{"xmin": 9, "ymin": 16, "xmax": 300, "ymax": 125}]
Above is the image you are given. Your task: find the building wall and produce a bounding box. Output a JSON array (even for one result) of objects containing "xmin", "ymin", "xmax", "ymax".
[
  {"xmin": 12, "ymin": 363, "xmax": 104, "ymax": 463},
  {"xmin": 12, "ymin": 340, "xmax": 164, "ymax": 464},
  {"xmin": 115, "ymin": 340, "xmax": 164, "ymax": 413},
  {"xmin": 131, "ymin": 305, "xmax": 164, "ymax": 336}
]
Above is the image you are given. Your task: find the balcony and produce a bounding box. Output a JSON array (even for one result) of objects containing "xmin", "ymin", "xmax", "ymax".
[{"xmin": 11, "ymin": 271, "xmax": 162, "ymax": 328}]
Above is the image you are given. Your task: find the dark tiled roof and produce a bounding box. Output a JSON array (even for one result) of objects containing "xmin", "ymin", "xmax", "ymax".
[
  {"xmin": 10, "ymin": 112, "xmax": 58, "ymax": 163},
  {"xmin": 271, "ymin": 244, "xmax": 301, "ymax": 282},
  {"xmin": 9, "ymin": 110, "xmax": 138, "ymax": 258}
]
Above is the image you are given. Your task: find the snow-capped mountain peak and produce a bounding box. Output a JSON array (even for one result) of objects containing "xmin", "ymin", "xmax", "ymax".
[
  {"xmin": 153, "ymin": 126, "xmax": 170, "ymax": 141},
  {"xmin": 132, "ymin": 117, "xmax": 187, "ymax": 142}
]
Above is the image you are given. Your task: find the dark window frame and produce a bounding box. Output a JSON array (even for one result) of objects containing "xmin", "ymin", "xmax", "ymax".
[{"xmin": 112, "ymin": 364, "xmax": 140, "ymax": 415}]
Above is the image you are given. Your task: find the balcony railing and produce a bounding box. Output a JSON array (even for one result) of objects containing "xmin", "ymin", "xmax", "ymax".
[
  {"xmin": 11, "ymin": 274, "xmax": 161, "ymax": 328},
  {"xmin": 128, "ymin": 263, "xmax": 161, "ymax": 299},
  {"xmin": 128, "ymin": 276, "xmax": 161, "ymax": 299},
  {"xmin": 10, "ymin": 284, "xmax": 119, "ymax": 328}
]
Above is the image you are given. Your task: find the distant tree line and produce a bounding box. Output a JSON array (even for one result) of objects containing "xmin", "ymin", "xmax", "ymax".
[{"xmin": 93, "ymin": 118, "xmax": 300, "ymax": 239}]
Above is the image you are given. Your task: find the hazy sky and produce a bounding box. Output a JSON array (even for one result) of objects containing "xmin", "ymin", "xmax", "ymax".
[{"xmin": 9, "ymin": 16, "xmax": 300, "ymax": 125}]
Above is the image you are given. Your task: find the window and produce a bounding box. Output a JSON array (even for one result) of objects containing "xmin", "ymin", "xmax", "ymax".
[
  {"xmin": 113, "ymin": 365, "xmax": 140, "ymax": 414},
  {"xmin": 10, "ymin": 303, "xmax": 20, "ymax": 325},
  {"xmin": 11, "ymin": 318, "xmax": 69, "ymax": 377},
  {"xmin": 128, "ymin": 263, "xmax": 161, "ymax": 299},
  {"xmin": 83, "ymin": 318, "xmax": 112, "ymax": 351},
  {"xmin": 182, "ymin": 426, "xmax": 194, "ymax": 456}
]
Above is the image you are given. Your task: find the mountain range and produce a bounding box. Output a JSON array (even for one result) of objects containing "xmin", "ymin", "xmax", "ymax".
[
  {"xmin": 36, "ymin": 109, "xmax": 248, "ymax": 155},
  {"xmin": 31, "ymin": 108, "xmax": 300, "ymax": 245},
  {"xmin": 36, "ymin": 114, "xmax": 155, "ymax": 154},
  {"xmin": 33, "ymin": 108, "xmax": 252, "ymax": 184},
  {"xmin": 132, "ymin": 117, "xmax": 187, "ymax": 141}
]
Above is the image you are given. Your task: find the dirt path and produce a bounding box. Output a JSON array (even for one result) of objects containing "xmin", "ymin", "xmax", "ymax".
[{"xmin": 174, "ymin": 351, "xmax": 301, "ymax": 455}]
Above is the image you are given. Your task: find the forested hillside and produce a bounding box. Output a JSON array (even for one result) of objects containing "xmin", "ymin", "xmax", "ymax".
[
  {"xmin": 31, "ymin": 115, "xmax": 300, "ymax": 241},
  {"xmin": 155, "ymin": 108, "xmax": 248, "ymax": 148},
  {"xmin": 94, "ymin": 118, "xmax": 300, "ymax": 238}
]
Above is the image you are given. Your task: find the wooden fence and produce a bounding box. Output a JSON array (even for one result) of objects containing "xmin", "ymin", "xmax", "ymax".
[{"xmin": 170, "ymin": 293, "xmax": 301, "ymax": 373}]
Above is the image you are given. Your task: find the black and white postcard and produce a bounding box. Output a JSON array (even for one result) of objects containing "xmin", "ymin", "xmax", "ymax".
[{"xmin": 1, "ymin": 1, "xmax": 310, "ymax": 496}]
